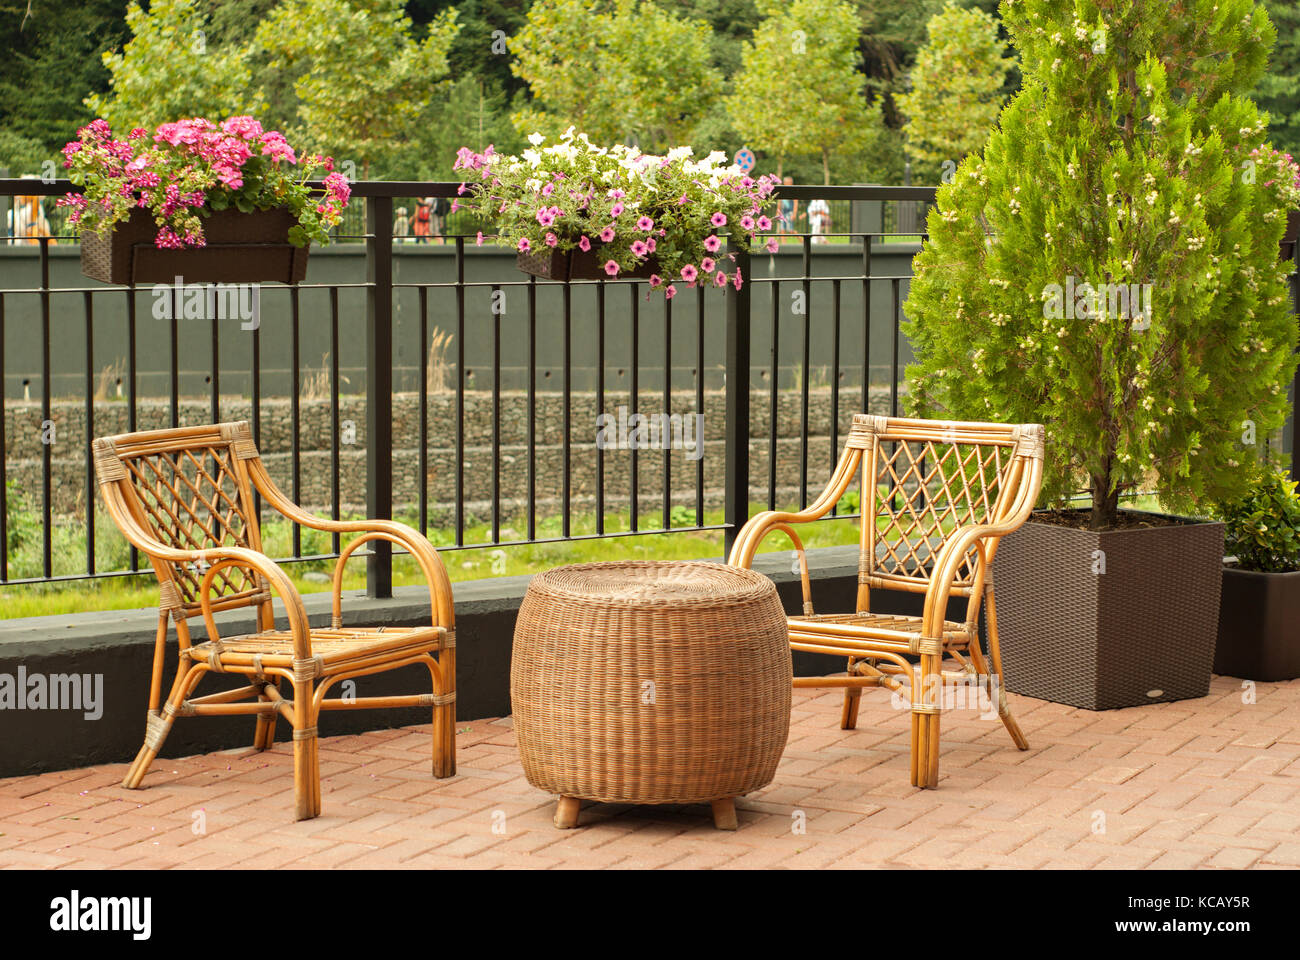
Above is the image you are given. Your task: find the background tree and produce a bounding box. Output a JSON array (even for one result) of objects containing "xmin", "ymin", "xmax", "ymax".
[
  {"xmin": 726, "ymin": 0, "xmax": 884, "ymax": 183},
  {"xmin": 896, "ymin": 0, "xmax": 1013, "ymax": 183},
  {"xmin": 903, "ymin": 0, "xmax": 1298, "ymax": 530},
  {"xmin": 0, "ymin": 0, "xmax": 129, "ymax": 160},
  {"xmin": 1252, "ymin": 0, "xmax": 1300, "ymax": 156},
  {"xmin": 509, "ymin": 0, "xmax": 721, "ymax": 151},
  {"xmin": 256, "ymin": 0, "xmax": 460, "ymax": 179},
  {"xmin": 85, "ymin": 0, "xmax": 262, "ymax": 133}
]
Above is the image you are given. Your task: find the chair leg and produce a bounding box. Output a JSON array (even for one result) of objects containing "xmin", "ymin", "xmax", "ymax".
[
  {"xmin": 983, "ymin": 589, "xmax": 1029, "ymax": 751},
  {"xmin": 122, "ymin": 658, "xmax": 200, "ymax": 790},
  {"xmin": 292, "ymin": 679, "xmax": 322, "ymax": 821},
  {"xmin": 554, "ymin": 795, "xmax": 581, "ymax": 829},
  {"xmin": 840, "ymin": 658, "xmax": 862, "ymax": 730},
  {"xmin": 428, "ymin": 651, "xmax": 456, "ymax": 779},
  {"xmin": 912, "ymin": 652, "xmax": 942, "ymax": 789},
  {"xmin": 711, "ymin": 797, "xmax": 738, "ymax": 831},
  {"xmin": 252, "ymin": 679, "xmax": 279, "ymax": 751}
]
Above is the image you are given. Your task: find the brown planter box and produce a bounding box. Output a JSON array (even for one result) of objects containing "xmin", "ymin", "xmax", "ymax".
[
  {"xmin": 1214, "ymin": 567, "xmax": 1300, "ymax": 681},
  {"xmin": 993, "ymin": 511, "xmax": 1224, "ymax": 710},
  {"xmin": 517, "ymin": 245, "xmax": 659, "ymax": 282},
  {"xmin": 81, "ymin": 207, "xmax": 309, "ymax": 285}
]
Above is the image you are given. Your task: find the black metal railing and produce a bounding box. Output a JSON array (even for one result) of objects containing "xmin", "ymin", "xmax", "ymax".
[{"xmin": 1, "ymin": 179, "xmax": 1295, "ymax": 600}]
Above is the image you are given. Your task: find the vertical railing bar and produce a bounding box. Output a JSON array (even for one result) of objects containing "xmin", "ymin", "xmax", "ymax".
[
  {"xmin": 629, "ymin": 283, "xmax": 639, "ymax": 532},
  {"xmin": 830, "ymin": 278, "xmax": 841, "ymax": 516},
  {"xmin": 724, "ymin": 245, "xmax": 752, "ymax": 558},
  {"xmin": 418, "ymin": 284, "xmax": 429, "ymax": 538},
  {"xmin": 290, "ymin": 286, "xmax": 301, "ymax": 557},
  {"xmin": 40, "ymin": 239, "xmax": 52, "ymax": 579},
  {"xmin": 209, "ymin": 300, "xmax": 219, "ymax": 425},
  {"xmin": 251, "ymin": 290, "xmax": 262, "ymax": 529},
  {"xmin": 526, "ymin": 275, "xmax": 536, "ymax": 543},
  {"xmin": 562, "ymin": 281, "xmax": 571, "ymax": 539},
  {"xmin": 595, "ymin": 279, "xmax": 605, "ymax": 535},
  {"xmin": 455, "ymin": 242, "xmax": 466, "ymax": 547},
  {"xmin": 891, "ymin": 276, "xmax": 901, "ymax": 419},
  {"xmin": 862, "ymin": 236, "xmax": 872, "ymax": 416},
  {"xmin": 329, "ymin": 286, "xmax": 341, "ymax": 555},
  {"xmin": 662, "ymin": 291, "xmax": 672, "ymax": 529},
  {"xmin": 768, "ymin": 278, "xmax": 779, "ymax": 511},
  {"xmin": 365, "ymin": 195, "xmax": 394, "ymax": 597},
  {"xmin": 83, "ymin": 291, "xmax": 95, "ymax": 575},
  {"xmin": 126, "ymin": 288, "xmax": 138, "ymax": 572},
  {"xmin": 800, "ymin": 236, "xmax": 811, "ymax": 511},
  {"xmin": 695, "ymin": 283, "xmax": 704, "ymax": 528},
  {"xmin": 492, "ymin": 285, "xmax": 501, "ymax": 544},
  {"xmin": 169, "ymin": 297, "xmax": 179, "ymax": 429}
]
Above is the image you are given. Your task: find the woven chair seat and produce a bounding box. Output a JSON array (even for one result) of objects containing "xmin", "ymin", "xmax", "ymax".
[
  {"xmin": 189, "ymin": 625, "xmax": 450, "ymax": 672},
  {"xmin": 788, "ymin": 612, "xmax": 973, "ymax": 646}
]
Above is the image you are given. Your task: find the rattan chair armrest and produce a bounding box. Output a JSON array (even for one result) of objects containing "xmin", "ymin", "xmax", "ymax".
[
  {"xmin": 919, "ymin": 517, "xmax": 1025, "ymax": 637},
  {"xmin": 727, "ymin": 519, "xmax": 814, "ymax": 615},
  {"xmin": 191, "ymin": 549, "xmax": 312, "ymax": 658}
]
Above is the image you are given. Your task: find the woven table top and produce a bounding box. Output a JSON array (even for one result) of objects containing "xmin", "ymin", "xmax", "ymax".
[{"xmin": 526, "ymin": 560, "xmax": 776, "ymax": 608}]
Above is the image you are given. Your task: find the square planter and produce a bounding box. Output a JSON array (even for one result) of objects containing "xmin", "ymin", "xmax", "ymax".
[
  {"xmin": 81, "ymin": 207, "xmax": 309, "ymax": 285},
  {"xmin": 1214, "ymin": 567, "xmax": 1300, "ymax": 681},
  {"xmin": 517, "ymin": 246, "xmax": 658, "ymax": 282},
  {"xmin": 993, "ymin": 511, "xmax": 1224, "ymax": 710}
]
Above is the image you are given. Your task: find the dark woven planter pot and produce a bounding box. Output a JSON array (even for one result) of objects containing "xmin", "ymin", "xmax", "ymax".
[
  {"xmin": 516, "ymin": 245, "xmax": 659, "ymax": 282},
  {"xmin": 994, "ymin": 511, "xmax": 1224, "ymax": 710},
  {"xmin": 81, "ymin": 207, "xmax": 309, "ymax": 285},
  {"xmin": 1282, "ymin": 210, "xmax": 1300, "ymax": 261},
  {"xmin": 1214, "ymin": 567, "xmax": 1300, "ymax": 682}
]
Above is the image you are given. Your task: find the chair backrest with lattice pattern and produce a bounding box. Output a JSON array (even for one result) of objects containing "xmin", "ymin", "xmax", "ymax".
[
  {"xmin": 845, "ymin": 415, "xmax": 1044, "ymax": 597},
  {"xmin": 93, "ymin": 421, "xmax": 269, "ymax": 621}
]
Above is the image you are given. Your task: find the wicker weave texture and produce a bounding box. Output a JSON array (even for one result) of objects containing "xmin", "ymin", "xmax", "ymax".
[
  {"xmin": 81, "ymin": 207, "xmax": 308, "ymax": 285},
  {"xmin": 995, "ymin": 517, "xmax": 1224, "ymax": 710},
  {"xmin": 511, "ymin": 561, "xmax": 792, "ymax": 804}
]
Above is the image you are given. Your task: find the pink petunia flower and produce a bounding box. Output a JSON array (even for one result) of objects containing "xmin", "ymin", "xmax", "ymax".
[
  {"xmin": 715, "ymin": 271, "xmax": 728, "ymax": 287},
  {"xmin": 518, "ymin": 237, "xmax": 531, "ymax": 252},
  {"xmin": 649, "ymin": 274, "xmax": 663, "ymax": 288},
  {"xmin": 711, "ymin": 212, "xmax": 727, "ymax": 227},
  {"xmin": 537, "ymin": 208, "xmax": 555, "ymax": 226},
  {"xmin": 665, "ymin": 284, "xmax": 678, "ymax": 299},
  {"xmin": 757, "ymin": 215, "xmax": 772, "ymax": 230},
  {"xmin": 646, "ymin": 238, "xmax": 656, "ymax": 253},
  {"xmin": 733, "ymin": 268, "xmax": 743, "ymax": 291},
  {"xmin": 600, "ymin": 226, "xmax": 616, "ymax": 243},
  {"xmin": 610, "ymin": 202, "xmax": 624, "ymax": 217},
  {"xmin": 546, "ymin": 232, "xmax": 559, "ymax": 247},
  {"xmin": 578, "ymin": 235, "xmax": 592, "ymax": 251},
  {"xmin": 630, "ymin": 240, "xmax": 649, "ymax": 257},
  {"xmin": 636, "ymin": 216, "xmax": 653, "ymax": 231},
  {"xmin": 703, "ymin": 234, "xmax": 721, "ymax": 253},
  {"xmin": 680, "ymin": 264, "xmax": 698, "ymax": 283},
  {"xmin": 476, "ymin": 231, "xmax": 485, "ymax": 246},
  {"xmin": 766, "ymin": 237, "xmax": 779, "ymax": 253},
  {"xmin": 701, "ymin": 257, "xmax": 716, "ymax": 273},
  {"xmin": 739, "ymin": 215, "xmax": 755, "ymax": 231},
  {"xmin": 604, "ymin": 260, "xmax": 620, "ymax": 276}
]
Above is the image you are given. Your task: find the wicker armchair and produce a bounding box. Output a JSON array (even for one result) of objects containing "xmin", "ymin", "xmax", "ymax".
[
  {"xmin": 94, "ymin": 421, "xmax": 456, "ymax": 820},
  {"xmin": 729, "ymin": 415, "xmax": 1045, "ymax": 788}
]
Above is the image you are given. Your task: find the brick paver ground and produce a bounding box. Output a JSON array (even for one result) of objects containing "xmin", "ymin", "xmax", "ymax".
[{"xmin": 2, "ymin": 674, "xmax": 1297, "ymax": 869}]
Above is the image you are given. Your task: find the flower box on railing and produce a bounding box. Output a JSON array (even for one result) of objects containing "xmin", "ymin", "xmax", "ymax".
[
  {"xmin": 81, "ymin": 207, "xmax": 309, "ymax": 285},
  {"xmin": 516, "ymin": 245, "xmax": 659, "ymax": 282}
]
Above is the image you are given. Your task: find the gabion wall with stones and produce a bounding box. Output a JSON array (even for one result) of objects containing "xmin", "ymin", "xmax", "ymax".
[{"xmin": 4, "ymin": 386, "xmax": 893, "ymax": 525}]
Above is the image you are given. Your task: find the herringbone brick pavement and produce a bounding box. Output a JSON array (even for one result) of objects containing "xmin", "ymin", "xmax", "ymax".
[{"xmin": 1, "ymin": 674, "xmax": 1296, "ymax": 869}]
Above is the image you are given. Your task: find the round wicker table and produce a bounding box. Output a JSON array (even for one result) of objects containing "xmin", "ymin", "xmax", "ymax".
[{"xmin": 511, "ymin": 560, "xmax": 792, "ymax": 830}]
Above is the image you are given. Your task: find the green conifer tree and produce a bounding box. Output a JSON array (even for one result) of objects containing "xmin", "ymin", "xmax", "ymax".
[{"xmin": 903, "ymin": 0, "xmax": 1299, "ymax": 530}]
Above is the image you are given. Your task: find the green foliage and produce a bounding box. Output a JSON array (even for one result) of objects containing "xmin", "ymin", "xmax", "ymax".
[
  {"xmin": 85, "ymin": 0, "xmax": 263, "ymax": 132},
  {"xmin": 1218, "ymin": 468, "xmax": 1300, "ymax": 573},
  {"xmin": 509, "ymin": 0, "xmax": 722, "ymax": 152},
  {"xmin": 726, "ymin": 0, "xmax": 886, "ymax": 183},
  {"xmin": 0, "ymin": 129, "xmax": 51, "ymax": 176},
  {"xmin": 902, "ymin": 0, "xmax": 1299, "ymax": 530},
  {"xmin": 896, "ymin": 0, "xmax": 1013, "ymax": 183},
  {"xmin": 254, "ymin": 0, "xmax": 461, "ymax": 179}
]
